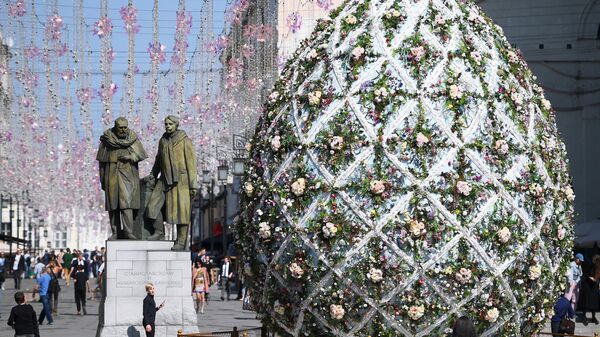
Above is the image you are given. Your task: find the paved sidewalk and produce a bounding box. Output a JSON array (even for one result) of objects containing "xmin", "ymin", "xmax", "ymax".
[
  {"xmin": 2, "ymin": 278, "xmax": 600, "ymax": 336},
  {"xmin": 0, "ymin": 278, "xmax": 260, "ymax": 337}
]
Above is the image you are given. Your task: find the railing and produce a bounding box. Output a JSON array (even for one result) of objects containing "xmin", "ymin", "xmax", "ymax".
[
  {"xmin": 538, "ymin": 332, "xmax": 599, "ymax": 337},
  {"xmin": 177, "ymin": 327, "xmax": 266, "ymax": 337}
]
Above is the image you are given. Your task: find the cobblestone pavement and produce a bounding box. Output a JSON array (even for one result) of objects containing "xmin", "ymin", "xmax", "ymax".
[{"xmin": 2, "ymin": 278, "xmax": 600, "ymax": 336}]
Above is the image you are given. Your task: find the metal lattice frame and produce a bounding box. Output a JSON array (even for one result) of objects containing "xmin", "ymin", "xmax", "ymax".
[{"xmin": 242, "ymin": 0, "xmax": 572, "ymax": 336}]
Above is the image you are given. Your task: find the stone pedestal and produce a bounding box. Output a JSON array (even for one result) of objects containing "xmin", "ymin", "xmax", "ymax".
[{"xmin": 96, "ymin": 240, "xmax": 199, "ymax": 337}]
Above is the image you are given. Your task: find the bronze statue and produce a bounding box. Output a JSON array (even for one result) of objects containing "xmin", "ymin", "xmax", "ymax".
[
  {"xmin": 151, "ymin": 115, "xmax": 198, "ymax": 250},
  {"xmin": 96, "ymin": 117, "xmax": 148, "ymax": 239}
]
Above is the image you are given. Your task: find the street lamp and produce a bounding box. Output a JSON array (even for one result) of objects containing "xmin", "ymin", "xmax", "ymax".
[
  {"xmin": 232, "ymin": 157, "xmax": 245, "ymax": 176},
  {"xmin": 217, "ymin": 163, "xmax": 229, "ymax": 182},
  {"xmin": 217, "ymin": 162, "xmax": 229, "ymax": 256}
]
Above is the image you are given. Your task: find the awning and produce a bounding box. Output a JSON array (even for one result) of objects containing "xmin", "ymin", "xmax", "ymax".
[{"xmin": 0, "ymin": 234, "xmax": 30, "ymax": 245}]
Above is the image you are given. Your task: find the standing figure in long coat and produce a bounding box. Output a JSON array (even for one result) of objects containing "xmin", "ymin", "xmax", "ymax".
[
  {"xmin": 97, "ymin": 117, "xmax": 148, "ymax": 239},
  {"xmin": 151, "ymin": 115, "xmax": 198, "ymax": 250}
]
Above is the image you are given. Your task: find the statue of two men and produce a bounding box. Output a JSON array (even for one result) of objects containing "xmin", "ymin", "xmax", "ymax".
[{"xmin": 96, "ymin": 116, "xmax": 198, "ymax": 250}]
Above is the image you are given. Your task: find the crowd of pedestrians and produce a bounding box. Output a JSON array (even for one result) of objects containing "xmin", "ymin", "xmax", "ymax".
[{"xmin": 1, "ymin": 246, "xmax": 105, "ymax": 335}]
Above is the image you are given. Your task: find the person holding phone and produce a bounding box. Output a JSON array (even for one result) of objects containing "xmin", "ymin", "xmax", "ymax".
[{"xmin": 143, "ymin": 283, "xmax": 165, "ymax": 337}]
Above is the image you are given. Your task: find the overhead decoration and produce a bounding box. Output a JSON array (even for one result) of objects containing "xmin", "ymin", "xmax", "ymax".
[{"xmin": 236, "ymin": 0, "xmax": 574, "ymax": 336}]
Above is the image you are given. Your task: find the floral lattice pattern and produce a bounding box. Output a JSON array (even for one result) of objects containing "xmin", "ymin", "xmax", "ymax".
[{"xmin": 236, "ymin": 0, "xmax": 574, "ymax": 336}]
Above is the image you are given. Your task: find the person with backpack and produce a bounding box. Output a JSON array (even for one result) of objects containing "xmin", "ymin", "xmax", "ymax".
[{"xmin": 47, "ymin": 261, "xmax": 61, "ymax": 315}]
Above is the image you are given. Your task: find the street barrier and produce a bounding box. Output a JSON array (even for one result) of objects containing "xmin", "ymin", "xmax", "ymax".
[
  {"xmin": 537, "ymin": 332, "xmax": 599, "ymax": 337},
  {"xmin": 177, "ymin": 326, "xmax": 266, "ymax": 337}
]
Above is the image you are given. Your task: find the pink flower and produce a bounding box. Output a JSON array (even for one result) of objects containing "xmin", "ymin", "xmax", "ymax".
[
  {"xmin": 46, "ymin": 14, "xmax": 64, "ymax": 41},
  {"xmin": 287, "ymin": 12, "xmax": 303, "ymax": 33},
  {"xmin": 410, "ymin": 46, "xmax": 426, "ymax": 62},
  {"xmin": 148, "ymin": 42, "xmax": 166, "ymax": 64},
  {"xmin": 315, "ymin": 0, "xmax": 333, "ymax": 10},
  {"xmin": 456, "ymin": 181, "xmax": 472, "ymax": 196},
  {"xmin": 93, "ymin": 17, "xmax": 113, "ymax": 37},
  {"xmin": 8, "ymin": 0, "xmax": 26, "ymax": 17},
  {"xmin": 120, "ymin": 5, "xmax": 140, "ymax": 33},
  {"xmin": 416, "ymin": 132, "xmax": 429, "ymax": 147},
  {"xmin": 370, "ymin": 180, "xmax": 386, "ymax": 195},
  {"xmin": 449, "ymin": 84, "xmax": 463, "ymax": 99}
]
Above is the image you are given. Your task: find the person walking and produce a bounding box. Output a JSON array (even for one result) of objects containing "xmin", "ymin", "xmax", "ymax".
[
  {"xmin": 23, "ymin": 250, "xmax": 31, "ymax": 279},
  {"xmin": 143, "ymin": 283, "xmax": 165, "ymax": 337},
  {"xmin": 0, "ymin": 252, "xmax": 5, "ymax": 287},
  {"xmin": 0, "ymin": 252, "xmax": 5, "ymax": 319},
  {"xmin": 192, "ymin": 263, "xmax": 209, "ymax": 313},
  {"xmin": 48, "ymin": 261, "xmax": 61, "ymax": 315},
  {"xmin": 552, "ymin": 292, "xmax": 576, "ymax": 336},
  {"xmin": 578, "ymin": 255, "xmax": 600, "ymax": 325},
  {"xmin": 568, "ymin": 253, "xmax": 584, "ymax": 316},
  {"xmin": 220, "ymin": 257, "xmax": 233, "ymax": 301},
  {"xmin": 33, "ymin": 258, "xmax": 44, "ymax": 279},
  {"xmin": 12, "ymin": 249, "xmax": 25, "ymax": 290},
  {"xmin": 63, "ymin": 248, "xmax": 73, "ymax": 286},
  {"xmin": 7, "ymin": 291, "xmax": 40, "ymax": 337},
  {"xmin": 36, "ymin": 267, "xmax": 54, "ymax": 325},
  {"xmin": 72, "ymin": 265, "xmax": 90, "ymax": 315}
]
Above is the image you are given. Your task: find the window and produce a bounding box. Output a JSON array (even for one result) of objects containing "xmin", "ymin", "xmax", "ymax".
[{"xmin": 0, "ymin": 222, "xmax": 9, "ymax": 236}]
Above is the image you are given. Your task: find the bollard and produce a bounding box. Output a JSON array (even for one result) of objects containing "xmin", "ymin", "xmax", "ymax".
[{"xmin": 231, "ymin": 326, "xmax": 239, "ymax": 337}]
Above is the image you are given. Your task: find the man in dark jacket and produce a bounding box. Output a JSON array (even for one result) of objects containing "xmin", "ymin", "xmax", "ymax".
[
  {"xmin": 143, "ymin": 283, "xmax": 164, "ymax": 337},
  {"xmin": 8, "ymin": 291, "xmax": 40, "ymax": 337},
  {"xmin": 12, "ymin": 249, "xmax": 25, "ymax": 290}
]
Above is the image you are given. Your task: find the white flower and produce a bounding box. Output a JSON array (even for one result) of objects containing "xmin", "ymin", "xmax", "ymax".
[
  {"xmin": 470, "ymin": 51, "xmax": 482, "ymax": 64},
  {"xmin": 456, "ymin": 181, "xmax": 472, "ymax": 196},
  {"xmin": 468, "ymin": 9, "xmax": 479, "ymax": 22},
  {"xmin": 434, "ymin": 14, "xmax": 446, "ymax": 25},
  {"xmin": 541, "ymin": 98, "xmax": 552, "ymax": 110},
  {"xmin": 529, "ymin": 183, "xmax": 543, "ymax": 197},
  {"xmin": 370, "ymin": 180, "xmax": 386, "ymax": 195},
  {"xmin": 507, "ymin": 51, "xmax": 519, "ymax": 64},
  {"xmin": 511, "ymin": 92, "xmax": 523, "ymax": 106},
  {"xmin": 389, "ymin": 9, "xmax": 401, "ymax": 18},
  {"xmin": 408, "ymin": 305, "xmax": 425, "ymax": 320},
  {"xmin": 557, "ymin": 226, "xmax": 566, "ymax": 240},
  {"xmin": 352, "ymin": 46, "xmax": 365, "ymax": 59},
  {"xmin": 291, "ymin": 178, "xmax": 307, "ymax": 196},
  {"xmin": 307, "ymin": 49, "xmax": 319, "ymax": 60},
  {"xmin": 564, "ymin": 186, "xmax": 575, "ymax": 202},
  {"xmin": 308, "ymin": 90, "xmax": 322, "ymax": 106},
  {"xmin": 245, "ymin": 182, "xmax": 254, "ymax": 196},
  {"xmin": 416, "ymin": 132, "xmax": 429, "ymax": 147},
  {"xmin": 330, "ymin": 304, "xmax": 345, "ymax": 320},
  {"xmin": 374, "ymin": 87, "xmax": 388, "ymax": 97},
  {"xmin": 449, "ymin": 84, "xmax": 463, "ymax": 99},
  {"xmin": 330, "ymin": 136, "xmax": 344, "ymax": 150},
  {"xmin": 289, "ymin": 262, "xmax": 304, "ymax": 278},
  {"xmin": 322, "ymin": 222, "xmax": 338, "ymax": 238},
  {"xmin": 455, "ymin": 268, "xmax": 472, "ymax": 284},
  {"xmin": 368, "ymin": 268, "xmax": 383, "ymax": 283},
  {"xmin": 408, "ymin": 219, "xmax": 426, "ymax": 236},
  {"xmin": 345, "ymin": 15, "xmax": 357, "ymax": 25},
  {"xmin": 268, "ymin": 91, "xmax": 279, "ymax": 103},
  {"xmin": 271, "ymin": 135, "xmax": 282, "ymax": 151},
  {"xmin": 410, "ymin": 46, "xmax": 426, "ymax": 62},
  {"xmin": 485, "ymin": 308, "xmax": 499, "ymax": 322},
  {"xmin": 529, "ymin": 265, "xmax": 542, "ymax": 280},
  {"xmin": 258, "ymin": 222, "xmax": 271, "ymax": 239},
  {"xmin": 497, "ymin": 227, "xmax": 511, "ymax": 243},
  {"xmin": 495, "ymin": 139, "xmax": 509, "ymax": 155}
]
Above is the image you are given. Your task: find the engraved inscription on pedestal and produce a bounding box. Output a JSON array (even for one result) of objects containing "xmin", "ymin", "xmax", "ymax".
[{"xmin": 116, "ymin": 270, "xmax": 182, "ymax": 288}]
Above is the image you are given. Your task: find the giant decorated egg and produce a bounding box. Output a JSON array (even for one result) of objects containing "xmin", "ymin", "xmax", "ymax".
[{"xmin": 236, "ymin": 0, "xmax": 574, "ymax": 336}]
